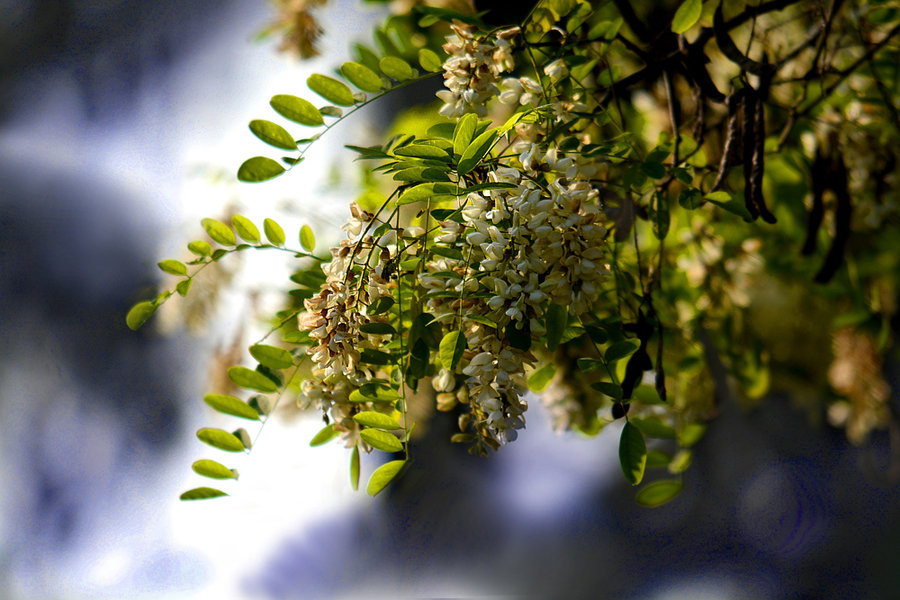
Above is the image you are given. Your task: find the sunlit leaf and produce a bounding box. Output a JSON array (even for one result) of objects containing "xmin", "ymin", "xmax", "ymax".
[
  {"xmin": 126, "ymin": 300, "xmax": 157, "ymax": 330},
  {"xmin": 237, "ymin": 156, "xmax": 285, "ymax": 183},
  {"xmin": 249, "ymin": 344, "xmax": 294, "ymax": 370},
  {"xmin": 249, "ymin": 119, "xmax": 298, "ymax": 150},
  {"xmin": 646, "ymin": 448, "xmax": 672, "ymax": 468},
  {"xmin": 270, "ymin": 94, "xmax": 324, "ymax": 126},
  {"xmin": 668, "ymin": 449, "xmax": 693, "ymax": 474},
  {"xmin": 227, "ymin": 366, "xmax": 279, "ymax": 393},
  {"xmin": 394, "ymin": 144, "xmax": 450, "ymax": 160},
  {"xmin": 635, "ymin": 479, "xmax": 683, "ymax": 507},
  {"xmin": 439, "ymin": 330, "xmax": 466, "ymax": 370},
  {"xmin": 196, "ymin": 428, "xmax": 245, "ymax": 452},
  {"xmin": 379, "ymin": 56, "xmax": 415, "ymax": 81},
  {"xmin": 300, "ymin": 224, "xmax": 316, "ymax": 252},
  {"xmin": 619, "ymin": 421, "xmax": 647, "ymax": 485},
  {"xmin": 231, "ymin": 215, "xmax": 260, "ymax": 243},
  {"xmin": 180, "ymin": 487, "xmax": 228, "ymax": 501},
  {"xmin": 350, "ymin": 445, "xmax": 360, "ymax": 491},
  {"xmin": 452, "ymin": 112, "xmax": 478, "ymax": 156},
  {"xmin": 360, "ymin": 428, "xmax": 404, "ymax": 452},
  {"xmin": 157, "ymin": 259, "xmax": 187, "ymax": 276},
  {"xmin": 192, "ymin": 459, "xmax": 238, "ymax": 479},
  {"xmin": 418, "ymin": 48, "xmax": 443, "ymax": 72},
  {"xmin": 677, "ymin": 422, "xmax": 707, "ymax": 447},
  {"xmin": 175, "ymin": 279, "xmax": 192, "ymax": 297},
  {"xmin": 341, "ymin": 61, "xmax": 384, "ymax": 93},
  {"xmin": 527, "ymin": 363, "xmax": 556, "ymax": 393},
  {"xmin": 353, "ymin": 410, "xmax": 402, "ymax": 430},
  {"xmin": 398, "ymin": 182, "xmax": 458, "ymax": 205},
  {"xmin": 201, "ymin": 218, "xmax": 236, "ymax": 246},
  {"xmin": 368, "ymin": 296, "xmax": 394, "ymax": 315},
  {"xmin": 457, "ymin": 128, "xmax": 498, "ymax": 175},
  {"xmin": 187, "ymin": 240, "xmax": 212, "ymax": 256},
  {"xmin": 307, "ymin": 73, "xmax": 355, "ymax": 106},
  {"xmin": 263, "ymin": 218, "xmax": 285, "ymax": 246},
  {"xmin": 310, "ymin": 424, "xmax": 339, "ymax": 446},
  {"xmin": 671, "ymin": 0, "xmax": 702, "ymax": 34},
  {"xmin": 366, "ymin": 459, "xmax": 406, "ymax": 496},
  {"xmin": 203, "ymin": 393, "xmax": 261, "ymax": 420}
]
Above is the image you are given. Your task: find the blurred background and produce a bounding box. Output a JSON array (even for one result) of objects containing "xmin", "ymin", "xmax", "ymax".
[{"xmin": 1, "ymin": 1, "xmax": 899, "ymax": 599}]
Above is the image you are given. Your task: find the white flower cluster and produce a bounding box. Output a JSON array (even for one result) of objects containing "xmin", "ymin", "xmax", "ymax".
[
  {"xmin": 298, "ymin": 203, "xmax": 396, "ymax": 446},
  {"xmin": 436, "ymin": 23, "xmax": 519, "ymax": 118},
  {"xmin": 419, "ymin": 145, "xmax": 608, "ymax": 447}
]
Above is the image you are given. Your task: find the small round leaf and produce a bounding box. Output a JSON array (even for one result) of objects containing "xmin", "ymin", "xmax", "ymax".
[
  {"xmin": 231, "ymin": 215, "xmax": 260, "ymax": 243},
  {"xmin": 379, "ymin": 56, "xmax": 415, "ymax": 81},
  {"xmin": 307, "ymin": 73, "xmax": 355, "ymax": 106},
  {"xmin": 201, "ymin": 218, "xmax": 236, "ymax": 246},
  {"xmin": 263, "ymin": 218, "xmax": 285, "ymax": 246},
  {"xmin": 300, "ymin": 224, "xmax": 316, "ymax": 252},
  {"xmin": 341, "ymin": 61, "xmax": 383, "ymax": 93},
  {"xmin": 237, "ymin": 156, "xmax": 286, "ymax": 183},
  {"xmin": 180, "ymin": 487, "xmax": 228, "ymax": 501},
  {"xmin": 366, "ymin": 459, "xmax": 406, "ymax": 496},
  {"xmin": 270, "ymin": 94, "xmax": 324, "ymax": 126},
  {"xmin": 249, "ymin": 119, "xmax": 298, "ymax": 150}
]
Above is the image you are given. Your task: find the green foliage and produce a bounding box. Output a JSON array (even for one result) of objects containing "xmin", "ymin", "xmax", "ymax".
[{"xmin": 127, "ymin": 0, "xmax": 900, "ymax": 507}]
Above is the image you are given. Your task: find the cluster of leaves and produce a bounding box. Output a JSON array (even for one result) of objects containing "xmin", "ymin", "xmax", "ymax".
[{"xmin": 130, "ymin": 0, "xmax": 900, "ymax": 506}]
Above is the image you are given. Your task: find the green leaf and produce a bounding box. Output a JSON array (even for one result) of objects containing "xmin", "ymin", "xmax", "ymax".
[
  {"xmin": 630, "ymin": 416, "xmax": 676, "ymax": 439},
  {"xmin": 544, "ymin": 303, "xmax": 568, "ymax": 351},
  {"xmin": 677, "ymin": 422, "xmax": 707, "ymax": 447},
  {"xmin": 652, "ymin": 192, "xmax": 670, "ymax": 240},
  {"xmin": 646, "ymin": 448, "xmax": 672, "ymax": 468},
  {"xmin": 379, "ymin": 56, "xmax": 415, "ymax": 81},
  {"xmin": 678, "ymin": 188, "xmax": 705, "ymax": 210},
  {"xmin": 605, "ymin": 340, "xmax": 639, "ymax": 363},
  {"xmin": 299, "ymin": 224, "xmax": 316, "ymax": 252},
  {"xmin": 527, "ymin": 363, "xmax": 556, "ymax": 393},
  {"xmin": 578, "ymin": 358, "xmax": 605, "ymax": 373},
  {"xmin": 392, "ymin": 167, "xmax": 450, "ymax": 182},
  {"xmin": 307, "ymin": 73, "xmax": 355, "ymax": 106},
  {"xmin": 348, "ymin": 386, "xmax": 400, "ymax": 403},
  {"xmin": 452, "ymin": 113, "xmax": 478, "ymax": 156},
  {"xmin": 369, "ymin": 296, "xmax": 395, "ymax": 315},
  {"xmin": 394, "ymin": 144, "xmax": 450, "ymax": 160},
  {"xmin": 203, "ymin": 393, "xmax": 261, "ymax": 420},
  {"xmin": 592, "ymin": 381, "xmax": 624, "ymax": 401},
  {"xmin": 360, "ymin": 428, "xmax": 404, "ymax": 452},
  {"xmin": 439, "ymin": 330, "xmax": 467, "ymax": 370},
  {"xmin": 668, "ymin": 449, "xmax": 693, "ymax": 474},
  {"xmin": 157, "ymin": 259, "xmax": 187, "ymax": 276},
  {"xmin": 249, "ymin": 119, "xmax": 298, "ymax": 150},
  {"xmin": 350, "ymin": 445, "xmax": 360, "ymax": 490},
  {"xmin": 263, "ymin": 218, "xmax": 285, "ymax": 246},
  {"xmin": 126, "ymin": 300, "xmax": 157, "ymax": 330},
  {"xmin": 366, "ymin": 459, "xmax": 406, "ymax": 496},
  {"xmin": 457, "ymin": 128, "xmax": 498, "ymax": 175},
  {"xmin": 180, "ymin": 487, "xmax": 227, "ymax": 501},
  {"xmin": 187, "ymin": 240, "xmax": 212, "ymax": 256},
  {"xmin": 354, "ymin": 410, "xmax": 402, "ymax": 430},
  {"xmin": 641, "ymin": 161, "xmax": 666, "ymax": 179},
  {"xmin": 201, "ymin": 218, "xmax": 236, "ymax": 246},
  {"xmin": 706, "ymin": 191, "xmax": 752, "ymax": 219},
  {"xmin": 398, "ymin": 182, "xmax": 458, "ymax": 205},
  {"xmin": 310, "ymin": 424, "xmax": 339, "ymax": 446},
  {"xmin": 341, "ymin": 61, "xmax": 383, "ymax": 93},
  {"xmin": 671, "ymin": 0, "xmax": 702, "ymax": 34},
  {"xmin": 227, "ymin": 366, "xmax": 279, "ymax": 393},
  {"xmin": 635, "ymin": 479, "xmax": 683, "ymax": 507},
  {"xmin": 237, "ymin": 156, "xmax": 285, "ymax": 183},
  {"xmin": 175, "ymin": 279, "xmax": 192, "ymax": 297},
  {"xmin": 270, "ymin": 94, "xmax": 324, "ymax": 126},
  {"xmin": 360, "ymin": 349, "xmax": 394, "ymax": 365},
  {"xmin": 249, "ymin": 344, "xmax": 294, "ymax": 370},
  {"xmin": 192, "ymin": 459, "xmax": 238, "ymax": 479},
  {"xmin": 619, "ymin": 421, "xmax": 647, "ymax": 485},
  {"xmin": 359, "ymin": 322, "xmax": 396, "ymax": 335},
  {"xmin": 197, "ymin": 427, "xmax": 246, "ymax": 452},
  {"xmin": 418, "ymin": 48, "xmax": 443, "ymax": 72},
  {"xmin": 231, "ymin": 215, "xmax": 260, "ymax": 243}
]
